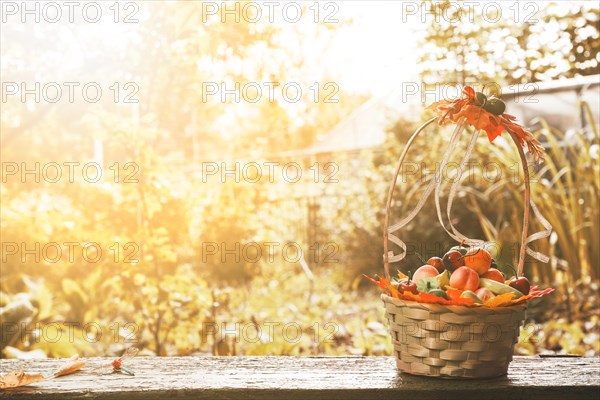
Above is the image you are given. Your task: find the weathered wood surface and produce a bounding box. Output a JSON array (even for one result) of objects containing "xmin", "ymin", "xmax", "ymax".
[{"xmin": 0, "ymin": 356, "xmax": 598, "ymax": 400}]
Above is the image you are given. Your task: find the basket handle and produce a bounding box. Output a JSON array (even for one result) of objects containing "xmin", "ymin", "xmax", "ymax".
[
  {"xmin": 383, "ymin": 121, "xmax": 531, "ymax": 280},
  {"xmin": 508, "ymin": 131, "xmax": 531, "ymax": 277}
]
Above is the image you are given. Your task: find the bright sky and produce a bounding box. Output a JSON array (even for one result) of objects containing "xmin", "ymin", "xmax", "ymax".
[
  {"xmin": 2, "ymin": 1, "xmax": 584, "ymax": 103},
  {"xmin": 316, "ymin": 1, "xmax": 581, "ymax": 97},
  {"xmin": 324, "ymin": 2, "xmax": 420, "ymax": 96}
]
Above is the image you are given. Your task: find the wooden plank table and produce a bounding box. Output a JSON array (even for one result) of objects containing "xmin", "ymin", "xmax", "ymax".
[{"xmin": 1, "ymin": 356, "xmax": 598, "ymax": 399}]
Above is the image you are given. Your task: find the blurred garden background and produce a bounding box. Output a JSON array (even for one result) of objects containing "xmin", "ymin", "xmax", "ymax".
[{"xmin": 1, "ymin": 1, "xmax": 599, "ymax": 358}]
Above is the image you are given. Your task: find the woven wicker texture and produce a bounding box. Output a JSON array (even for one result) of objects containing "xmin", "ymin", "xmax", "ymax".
[{"xmin": 382, "ymin": 294, "xmax": 526, "ymax": 379}]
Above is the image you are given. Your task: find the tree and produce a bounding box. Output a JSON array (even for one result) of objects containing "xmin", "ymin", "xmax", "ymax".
[
  {"xmin": 418, "ymin": 0, "xmax": 600, "ymax": 85},
  {"xmin": 0, "ymin": 1, "xmax": 361, "ymax": 356}
]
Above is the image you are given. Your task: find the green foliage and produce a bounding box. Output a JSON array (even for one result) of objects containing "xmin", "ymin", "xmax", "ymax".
[
  {"xmin": 1, "ymin": 1, "xmax": 598, "ymax": 360},
  {"xmin": 418, "ymin": 0, "xmax": 600, "ymax": 85}
]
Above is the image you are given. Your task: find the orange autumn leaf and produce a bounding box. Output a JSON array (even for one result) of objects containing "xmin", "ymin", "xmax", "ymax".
[
  {"xmin": 484, "ymin": 292, "xmax": 516, "ymax": 307},
  {"xmin": 381, "ymin": 278, "xmax": 401, "ymax": 298},
  {"xmin": 0, "ymin": 367, "xmax": 44, "ymax": 389},
  {"xmin": 363, "ymin": 275, "xmax": 400, "ymax": 298},
  {"xmin": 363, "ymin": 274, "xmax": 386, "ymax": 289},
  {"xmin": 529, "ymin": 286, "xmax": 555, "ymax": 298},
  {"xmin": 366, "ymin": 275, "xmax": 553, "ymax": 307},
  {"xmin": 53, "ymin": 354, "xmax": 86, "ymax": 378},
  {"xmin": 510, "ymin": 287, "xmax": 555, "ymax": 305},
  {"xmin": 428, "ymin": 85, "xmax": 545, "ymax": 161},
  {"xmin": 416, "ymin": 292, "xmax": 447, "ymax": 303},
  {"xmin": 451, "ymin": 297, "xmax": 477, "ymax": 306},
  {"xmin": 417, "ymin": 292, "xmax": 476, "ymax": 306},
  {"xmin": 453, "ymin": 104, "xmax": 505, "ymax": 142},
  {"xmin": 397, "ymin": 291, "xmax": 421, "ymax": 302},
  {"xmin": 392, "ymin": 291, "xmax": 475, "ymax": 306},
  {"xmin": 445, "ymin": 288, "xmax": 464, "ymax": 300}
]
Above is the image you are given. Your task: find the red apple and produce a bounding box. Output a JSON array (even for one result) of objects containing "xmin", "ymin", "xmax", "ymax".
[
  {"xmin": 442, "ymin": 250, "xmax": 464, "ymax": 272},
  {"xmin": 427, "ymin": 257, "xmax": 444, "ymax": 272},
  {"xmin": 449, "ymin": 266, "xmax": 480, "ymax": 291},
  {"xmin": 508, "ymin": 276, "xmax": 530, "ymax": 295},
  {"xmin": 398, "ymin": 278, "xmax": 418, "ymax": 294}
]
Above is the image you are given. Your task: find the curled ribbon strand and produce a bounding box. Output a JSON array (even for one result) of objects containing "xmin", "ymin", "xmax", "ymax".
[
  {"xmin": 438, "ymin": 124, "xmax": 483, "ymax": 247},
  {"xmin": 525, "ymin": 199, "xmax": 552, "ymax": 263},
  {"xmin": 385, "ymin": 119, "xmax": 464, "ymax": 268},
  {"xmin": 383, "ymin": 119, "xmax": 553, "ymax": 279}
]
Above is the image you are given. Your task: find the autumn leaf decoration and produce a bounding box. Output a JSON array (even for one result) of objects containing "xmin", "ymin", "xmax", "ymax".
[
  {"xmin": 366, "ymin": 275, "xmax": 553, "ymax": 308},
  {"xmin": 427, "ymin": 86, "xmax": 545, "ymax": 161}
]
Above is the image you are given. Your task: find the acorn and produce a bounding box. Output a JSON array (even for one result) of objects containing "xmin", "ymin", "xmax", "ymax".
[
  {"xmin": 484, "ymin": 98, "xmax": 506, "ymax": 116},
  {"xmin": 475, "ymin": 91, "xmax": 487, "ymax": 106}
]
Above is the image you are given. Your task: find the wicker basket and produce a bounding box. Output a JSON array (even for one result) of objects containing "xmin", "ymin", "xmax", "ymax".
[
  {"xmin": 383, "ymin": 294, "xmax": 526, "ymax": 378},
  {"xmin": 382, "ymin": 117, "xmax": 535, "ymax": 379}
]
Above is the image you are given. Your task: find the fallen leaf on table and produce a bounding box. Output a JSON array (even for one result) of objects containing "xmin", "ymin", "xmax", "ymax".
[
  {"xmin": 0, "ymin": 367, "xmax": 44, "ymax": 389},
  {"xmin": 52, "ymin": 354, "xmax": 86, "ymax": 378}
]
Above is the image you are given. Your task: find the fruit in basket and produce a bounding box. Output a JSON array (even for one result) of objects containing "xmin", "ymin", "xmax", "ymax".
[
  {"xmin": 416, "ymin": 277, "xmax": 449, "ymax": 300},
  {"xmin": 449, "ymin": 266, "xmax": 480, "ymax": 291},
  {"xmin": 416, "ymin": 277, "xmax": 439, "ymax": 293},
  {"xmin": 508, "ymin": 276, "xmax": 531, "ymax": 295},
  {"xmin": 481, "ymin": 268, "xmax": 504, "ymax": 283},
  {"xmin": 463, "ymin": 247, "xmax": 492, "ymax": 274},
  {"xmin": 435, "ymin": 270, "xmax": 450, "ymax": 288},
  {"xmin": 429, "ymin": 289, "xmax": 449, "ymax": 300},
  {"xmin": 442, "ymin": 250, "xmax": 464, "ymax": 271},
  {"xmin": 450, "ymin": 243, "xmax": 469, "ymax": 256},
  {"xmin": 413, "ymin": 265, "xmax": 439, "ymax": 283},
  {"xmin": 475, "ymin": 287, "xmax": 495, "ymax": 302},
  {"xmin": 398, "ymin": 279, "xmax": 418, "ymax": 294},
  {"xmin": 480, "ymin": 277, "xmax": 524, "ymax": 297},
  {"xmin": 398, "ymin": 271, "xmax": 418, "ymax": 294},
  {"xmin": 427, "ymin": 257, "xmax": 444, "ymax": 272},
  {"xmin": 460, "ymin": 290, "xmax": 483, "ymax": 304}
]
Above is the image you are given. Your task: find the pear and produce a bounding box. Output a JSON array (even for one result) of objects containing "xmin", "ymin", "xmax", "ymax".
[
  {"xmin": 435, "ymin": 270, "xmax": 450, "ymax": 288},
  {"xmin": 460, "ymin": 290, "xmax": 483, "ymax": 304}
]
